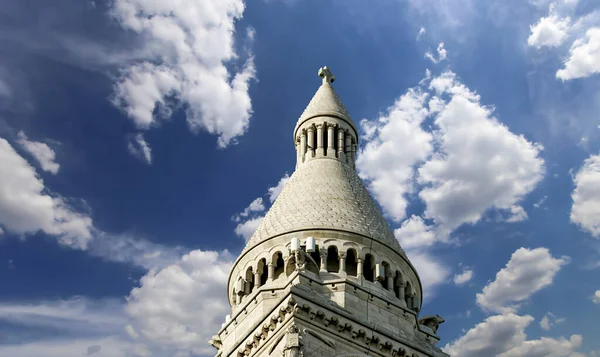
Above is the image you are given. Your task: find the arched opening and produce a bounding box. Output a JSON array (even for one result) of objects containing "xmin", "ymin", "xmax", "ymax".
[
  {"xmin": 326, "ymin": 246, "xmax": 340, "ymax": 273},
  {"xmin": 258, "ymin": 258, "xmax": 268, "ymax": 286},
  {"xmin": 394, "ymin": 271, "xmax": 403, "ymax": 299},
  {"xmin": 405, "ymin": 281, "xmax": 413, "ymax": 308},
  {"xmin": 363, "ymin": 254, "xmax": 374, "ymax": 282},
  {"xmin": 309, "ymin": 246, "xmax": 321, "ymax": 269},
  {"xmin": 346, "ymin": 249, "xmax": 358, "ymax": 276},
  {"xmin": 245, "ymin": 267, "xmax": 254, "ymax": 294},
  {"xmin": 380, "ymin": 262, "xmax": 390, "ymax": 289},
  {"xmin": 273, "ymin": 252, "xmax": 285, "ymax": 280}
]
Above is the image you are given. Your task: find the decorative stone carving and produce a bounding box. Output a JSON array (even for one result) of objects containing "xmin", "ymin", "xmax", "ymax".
[{"xmin": 418, "ymin": 315, "xmax": 445, "ymax": 334}]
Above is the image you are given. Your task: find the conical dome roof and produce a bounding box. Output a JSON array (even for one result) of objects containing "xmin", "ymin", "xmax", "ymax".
[
  {"xmin": 244, "ymin": 159, "xmax": 406, "ymax": 258},
  {"xmin": 244, "ymin": 66, "xmax": 405, "ymax": 257}
]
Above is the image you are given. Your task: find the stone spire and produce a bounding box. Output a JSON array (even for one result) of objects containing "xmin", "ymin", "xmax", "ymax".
[
  {"xmin": 294, "ymin": 66, "xmax": 358, "ymax": 143},
  {"xmin": 212, "ymin": 67, "xmax": 449, "ymax": 357},
  {"xmin": 244, "ymin": 66, "xmax": 406, "ymax": 257}
]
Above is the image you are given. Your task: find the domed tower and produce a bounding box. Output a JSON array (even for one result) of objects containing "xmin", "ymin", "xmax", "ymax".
[{"xmin": 210, "ymin": 67, "xmax": 449, "ymax": 357}]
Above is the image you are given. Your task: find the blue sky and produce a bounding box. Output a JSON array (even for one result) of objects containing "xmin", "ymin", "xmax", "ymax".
[{"xmin": 0, "ymin": 0, "xmax": 599, "ymax": 356}]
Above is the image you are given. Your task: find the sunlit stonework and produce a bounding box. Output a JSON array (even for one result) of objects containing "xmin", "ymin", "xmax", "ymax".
[{"xmin": 210, "ymin": 67, "xmax": 449, "ymax": 357}]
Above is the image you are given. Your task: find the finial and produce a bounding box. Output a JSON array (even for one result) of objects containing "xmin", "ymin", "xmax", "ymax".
[{"xmin": 318, "ymin": 66, "xmax": 335, "ymax": 84}]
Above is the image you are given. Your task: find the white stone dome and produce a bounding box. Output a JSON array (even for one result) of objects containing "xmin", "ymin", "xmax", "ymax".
[{"xmin": 244, "ymin": 158, "xmax": 407, "ymax": 258}]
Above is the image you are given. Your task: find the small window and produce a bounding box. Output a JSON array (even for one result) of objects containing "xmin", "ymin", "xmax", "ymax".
[
  {"xmin": 327, "ymin": 246, "xmax": 340, "ymax": 273},
  {"xmin": 363, "ymin": 254, "xmax": 374, "ymax": 282},
  {"xmin": 346, "ymin": 249, "xmax": 358, "ymax": 276}
]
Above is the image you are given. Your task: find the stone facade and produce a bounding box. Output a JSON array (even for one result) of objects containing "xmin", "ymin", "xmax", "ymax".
[{"xmin": 210, "ymin": 67, "xmax": 449, "ymax": 357}]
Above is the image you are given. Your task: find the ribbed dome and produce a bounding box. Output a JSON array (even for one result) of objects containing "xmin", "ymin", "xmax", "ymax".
[
  {"xmin": 294, "ymin": 82, "xmax": 358, "ymax": 139},
  {"xmin": 244, "ymin": 159, "xmax": 406, "ymax": 258}
]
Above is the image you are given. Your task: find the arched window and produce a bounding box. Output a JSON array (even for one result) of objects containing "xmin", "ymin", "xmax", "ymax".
[
  {"xmin": 380, "ymin": 262, "xmax": 390, "ymax": 289},
  {"xmin": 405, "ymin": 281, "xmax": 413, "ymax": 308},
  {"xmin": 309, "ymin": 246, "xmax": 321, "ymax": 269},
  {"xmin": 346, "ymin": 249, "xmax": 358, "ymax": 276},
  {"xmin": 273, "ymin": 252, "xmax": 285, "ymax": 280},
  {"xmin": 326, "ymin": 246, "xmax": 340, "ymax": 273},
  {"xmin": 394, "ymin": 271, "xmax": 403, "ymax": 299},
  {"xmin": 363, "ymin": 254, "xmax": 374, "ymax": 282},
  {"xmin": 258, "ymin": 258, "xmax": 268, "ymax": 286},
  {"xmin": 245, "ymin": 267, "xmax": 254, "ymax": 294}
]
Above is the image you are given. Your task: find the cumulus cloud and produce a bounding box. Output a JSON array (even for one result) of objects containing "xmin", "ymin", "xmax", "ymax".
[
  {"xmin": 425, "ymin": 42, "xmax": 448, "ymax": 63},
  {"xmin": 110, "ymin": 0, "xmax": 256, "ymax": 147},
  {"xmin": 476, "ymin": 247, "xmax": 569, "ymax": 313},
  {"xmin": 127, "ymin": 133, "xmax": 152, "ymax": 164},
  {"xmin": 593, "ymin": 290, "xmax": 600, "ymax": 304},
  {"xmin": 0, "ymin": 138, "xmax": 93, "ymax": 248},
  {"xmin": 394, "ymin": 215, "xmax": 450, "ymax": 299},
  {"xmin": 571, "ymin": 154, "xmax": 600, "ymax": 237},
  {"xmin": 267, "ymin": 174, "xmax": 290, "ymax": 203},
  {"xmin": 540, "ymin": 312, "xmax": 565, "ymax": 331},
  {"xmin": 453, "ymin": 268, "xmax": 474, "ymax": 286},
  {"xmin": 233, "ymin": 173, "xmax": 289, "ymax": 241},
  {"xmin": 557, "ymin": 27, "xmax": 600, "ymax": 80},
  {"xmin": 357, "ymin": 87, "xmax": 433, "ymax": 222},
  {"xmin": 234, "ymin": 216, "xmax": 264, "ymax": 241},
  {"xmin": 528, "ymin": 13, "xmax": 571, "ymax": 49},
  {"xmin": 443, "ymin": 313, "xmax": 583, "ymax": 357},
  {"xmin": 418, "ymin": 71, "xmax": 544, "ymax": 236},
  {"xmin": 0, "ymin": 297, "xmax": 141, "ymax": 357},
  {"xmin": 126, "ymin": 249, "xmax": 233, "ymax": 356},
  {"xmin": 16, "ymin": 131, "xmax": 60, "ymax": 174}
]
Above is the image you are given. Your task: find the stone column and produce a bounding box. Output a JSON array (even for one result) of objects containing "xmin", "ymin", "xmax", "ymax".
[
  {"xmin": 339, "ymin": 252, "xmax": 347, "ymax": 275},
  {"xmin": 398, "ymin": 282, "xmax": 406, "ymax": 300},
  {"xmin": 306, "ymin": 126, "xmax": 315, "ymax": 160},
  {"xmin": 316, "ymin": 124, "xmax": 324, "ymax": 156},
  {"xmin": 300, "ymin": 131, "xmax": 307, "ymax": 166},
  {"xmin": 357, "ymin": 257, "xmax": 363, "ymax": 279},
  {"xmin": 268, "ymin": 263, "xmax": 275, "ymax": 283},
  {"xmin": 327, "ymin": 124, "xmax": 335, "ymax": 157},
  {"xmin": 319, "ymin": 250, "xmax": 328, "ymax": 272},
  {"xmin": 345, "ymin": 132, "xmax": 352, "ymax": 164},
  {"xmin": 351, "ymin": 142, "xmax": 357, "ymax": 168},
  {"xmin": 386, "ymin": 274, "xmax": 393, "ymax": 292},
  {"xmin": 337, "ymin": 128, "xmax": 345, "ymax": 161},
  {"xmin": 254, "ymin": 271, "xmax": 261, "ymax": 288}
]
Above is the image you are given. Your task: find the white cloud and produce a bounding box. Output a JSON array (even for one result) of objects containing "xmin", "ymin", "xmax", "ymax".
[
  {"xmin": 406, "ymin": 249, "xmax": 451, "ymax": 302},
  {"xmin": 0, "ymin": 138, "xmax": 93, "ymax": 248},
  {"xmin": 110, "ymin": 0, "xmax": 256, "ymax": 148},
  {"xmin": 571, "ymin": 154, "xmax": 600, "ymax": 237},
  {"xmin": 233, "ymin": 173, "xmax": 289, "ymax": 241},
  {"xmin": 357, "ymin": 88, "xmax": 433, "ymax": 222},
  {"xmin": 1, "ymin": 137, "xmax": 183, "ymax": 269},
  {"xmin": 444, "ymin": 313, "xmax": 583, "ymax": 357},
  {"xmin": 16, "ymin": 131, "xmax": 60, "ymax": 174},
  {"xmin": 394, "ymin": 215, "xmax": 437, "ymax": 249},
  {"xmin": 476, "ymin": 247, "xmax": 569, "ymax": 313},
  {"xmin": 267, "ymin": 174, "xmax": 290, "ymax": 203},
  {"xmin": 453, "ymin": 268, "xmax": 474, "ymax": 286},
  {"xmin": 528, "ymin": 14, "xmax": 571, "ymax": 49},
  {"xmin": 533, "ymin": 195, "xmax": 548, "ymax": 209},
  {"xmin": 418, "ymin": 71, "xmax": 544, "ymax": 236},
  {"xmin": 425, "ymin": 42, "xmax": 448, "ymax": 63},
  {"xmin": 506, "ymin": 205, "xmax": 528, "ymax": 223},
  {"xmin": 417, "ymin": 26, "xmax": 426, "ymax": 40},
  {"xmin": 127, "ymin": 133, "xmax": 152, "ymax": 164},
  {"xmin": 540, "ymin": 312, "xmax": 565, "ymax": 331},
  {"xmin": 557, "ymin": 27, "xmax": 600, "ymax": 80},
  {"xmin": 126, "ymin": 249, "xmax": 233, "ymax": 356},
  {"xmin": 238, "ymin": 197, "xmax": 265, "ymax": 218},
  {"xmin": 234, "ymin": 216, "xmax": 264, "ymax": 241},
  {"xmin": 593, "ymin": 290, "xmax": 600, "ymax": 303},
  {"xmin": 0, "ymin": 297, "xmax": 142, "ymax": 357},
  {"xmin": 394, "ymin": 215, "xmax": 450, "ymax": 298}
]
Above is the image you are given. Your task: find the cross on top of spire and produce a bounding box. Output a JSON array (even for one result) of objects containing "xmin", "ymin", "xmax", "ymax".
[{"xmin": 318, "ymin": 66, "xmax": 335, "ymax": 84}]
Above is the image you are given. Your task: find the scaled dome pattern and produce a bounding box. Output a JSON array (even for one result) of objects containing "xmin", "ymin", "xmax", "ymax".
[{"xmin": 244, "ymin": 159, "xmax": 406, "ymax": 258}]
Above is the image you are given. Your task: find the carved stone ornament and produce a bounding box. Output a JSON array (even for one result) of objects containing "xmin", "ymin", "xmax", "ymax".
[{"xmin": 283, "ymin": 325, "xmax": 303, "ymax": 357}]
